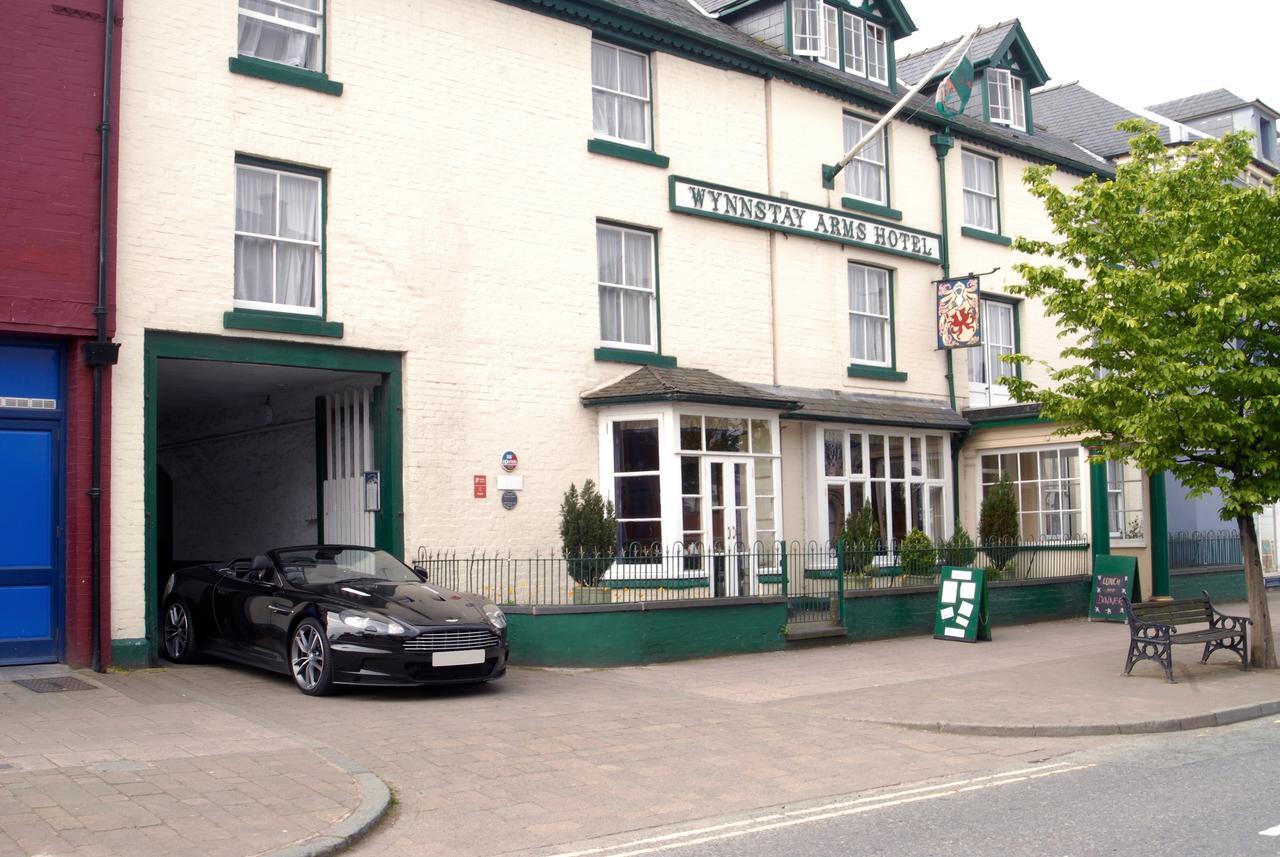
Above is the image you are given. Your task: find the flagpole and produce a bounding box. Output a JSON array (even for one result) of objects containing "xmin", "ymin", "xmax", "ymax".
[{"xmin": 822, "ymin": 28, "xmax": 978, "ymax": 187}]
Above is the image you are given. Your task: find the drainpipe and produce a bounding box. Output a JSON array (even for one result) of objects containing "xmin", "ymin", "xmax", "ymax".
[
  {"xmin": 931, "ymin": 130, "xmax": 964, "ymax": 524},
  {"xmin": 84, "ymin": 0, "xmax": 122, "ymax": 672}
]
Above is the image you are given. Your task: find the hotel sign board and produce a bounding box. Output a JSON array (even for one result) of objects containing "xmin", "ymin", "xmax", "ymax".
[{"xmin": 669, "ymin": 176, "xmax": 942, "ymax": 264}]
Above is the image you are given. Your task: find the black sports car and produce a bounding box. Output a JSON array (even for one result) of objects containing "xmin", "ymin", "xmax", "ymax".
[{"xmin": 161, "ymin": 545, "xmax": 508, "ymax": 695}]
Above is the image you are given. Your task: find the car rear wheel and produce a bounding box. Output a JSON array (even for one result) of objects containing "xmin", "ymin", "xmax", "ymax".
[
  {"xmin": 163, "ymin": 599, "xmax": 198, "ymax": 663},
  {"xmin": 290, "ymin": 618, "xmax": 335, "ymax": 696}
]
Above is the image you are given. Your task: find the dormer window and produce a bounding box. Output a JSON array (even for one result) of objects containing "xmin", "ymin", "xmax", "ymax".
[
  {"xmin": 865, "ymin": 22, "xmax": 888, "ymax": 84},
  {"xmin": 793, "ymin": 1, "xmax": 889, "ymax": 85},
  {"xmin": 987, "ymin": 68, "xmax": 1026, "ymax": 131}
]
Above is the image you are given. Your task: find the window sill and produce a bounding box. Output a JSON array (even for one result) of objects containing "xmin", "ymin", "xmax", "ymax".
[
  {"xmin": 587, "ymin": 139, "xmax": 670, "ymax": 169},
  {"xmin": 1110, "ymin": 538, "xmax": 1147, "ymax": 549},
  {"xmin": 228, "ymin": 56, "xmax": 344, "ymax": 96},
  {"xmin": 847, "ymin": 364, "xmax": 907, "ymax": 382},
  {"xmin": 841, "ymin": 197, "xmax": 902, "ymax": 221},
  {"xmin": 595, "ymin": 347, "xmax": 676, "ymax": 368},
  {"xmin": 224, "ymin": 310, "xmax": 344, "ymax": 338},
  {"xmin": 961, "ymin": 226, "xmax": 1012, "ymax": 246}
]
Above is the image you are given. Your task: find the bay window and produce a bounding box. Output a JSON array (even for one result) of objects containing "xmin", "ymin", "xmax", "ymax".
[
  {"xmin": 822, "ymin": 428, "xmax": 948, "ymax": 545},
  {"xmin": 612, "ymin": 419, "xmax": 662, "ymax": 552}
]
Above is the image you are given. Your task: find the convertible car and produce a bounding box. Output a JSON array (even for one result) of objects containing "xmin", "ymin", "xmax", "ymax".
[{"xmin": 161, "ymin": 545, "xmax": 508, "ymax": 695}]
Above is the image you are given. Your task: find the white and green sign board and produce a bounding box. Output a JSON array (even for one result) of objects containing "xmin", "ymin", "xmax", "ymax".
[
  {"xmin": 933, "ymin": 567, "xmax": 991, "ymax": 642},
  {"xmin": 669, "ymin": 176, "xmax": 943, "ymax": 264}
]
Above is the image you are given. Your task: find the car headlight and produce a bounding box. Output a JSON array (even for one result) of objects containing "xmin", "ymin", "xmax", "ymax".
[
  {"xmin": 332, "ymin": 611, "xmax": 406, "ymax": 636},
  {"xmin": 482, "ymin": 602, "xmax": 506, "ymax": 631}
]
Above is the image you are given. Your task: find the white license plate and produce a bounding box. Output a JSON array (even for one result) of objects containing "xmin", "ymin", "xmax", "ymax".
[{"xmin": 432, "ymin": 649, "xmax": 485, "ymax": 667}]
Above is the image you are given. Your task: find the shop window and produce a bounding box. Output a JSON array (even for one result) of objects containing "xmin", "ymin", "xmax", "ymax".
[
  {"xmin": 1107, "ymin": 460, "xmax": 1146, "ymax": 542},
  {"xmin": 980, "ymin": 447, "xmax": 1084, "ymax": 541},
  {"xmin": 822, "ymin": 428, "xmax": 947, "ymax": 544}
]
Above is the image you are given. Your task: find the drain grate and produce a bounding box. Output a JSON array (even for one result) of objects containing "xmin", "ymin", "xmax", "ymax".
[{"xmin": 12, "ymin": 676, "xmax": 98, "ymax": 693}]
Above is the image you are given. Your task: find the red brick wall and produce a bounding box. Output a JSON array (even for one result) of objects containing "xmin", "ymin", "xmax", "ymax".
[{"xmin": 1, "ymin": 0, "xmax": 121, "ymax": 667}]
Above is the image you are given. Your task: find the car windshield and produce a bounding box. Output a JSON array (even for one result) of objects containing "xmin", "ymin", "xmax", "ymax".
[{"xmin": 273, "ymin": 547, "xmax": 420, "ymax": 587}]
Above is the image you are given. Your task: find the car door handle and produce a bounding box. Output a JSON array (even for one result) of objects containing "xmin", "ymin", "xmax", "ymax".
[{"xmin": 268, "ymin": 604, "xmax": 291, "ymax": 615}]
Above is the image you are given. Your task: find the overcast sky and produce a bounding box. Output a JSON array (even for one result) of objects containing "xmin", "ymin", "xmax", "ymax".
[{"xmin": 898, "ymin": 1, "xmax": 1280, "ymax": 114}]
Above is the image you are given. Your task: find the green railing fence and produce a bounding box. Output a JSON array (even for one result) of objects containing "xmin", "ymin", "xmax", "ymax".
[{"xmin": 414, "ymin": 537, "xmax": 1091, "ymax": 609}]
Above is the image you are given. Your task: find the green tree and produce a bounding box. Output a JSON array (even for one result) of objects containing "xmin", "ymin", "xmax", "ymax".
[
  {"xmin": 559, "ymin": 480, "xmax": 616, "ymax": 585},
  {"xmin": 1009, "ymin": 121, "xmax": 1280, "ymax": 667},
  {"xmin": 978, "ymin": 474, "xmax": 1019, "ymax": 571}
]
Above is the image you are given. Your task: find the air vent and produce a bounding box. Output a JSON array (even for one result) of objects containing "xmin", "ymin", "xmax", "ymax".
[{"xmin": 1, "ymin": 396, "xmax": 57, "ymax": 411}]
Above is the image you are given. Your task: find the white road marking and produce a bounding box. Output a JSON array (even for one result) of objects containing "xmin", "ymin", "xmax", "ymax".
[
  {"xmin": 544, "ymin": 762, "xmax": 1094, "ymax": 857},
  {"xmin": 1259, "ymin": 823, "xmax": 1280, "ymax": 836}
]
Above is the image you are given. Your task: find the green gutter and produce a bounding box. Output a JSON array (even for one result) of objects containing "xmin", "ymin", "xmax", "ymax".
[{"xmin": 930, "ymin": 128, "xmax": 964, "ymax": 526}]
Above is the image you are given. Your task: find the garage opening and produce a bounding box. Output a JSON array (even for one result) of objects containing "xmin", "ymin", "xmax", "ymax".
[{"xmin": 154, "ymin": 358, "xmax": 385, "ymax": 608}]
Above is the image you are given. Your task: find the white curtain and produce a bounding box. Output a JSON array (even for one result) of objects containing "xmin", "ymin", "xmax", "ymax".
[
  {"xmin": 592, "ymin": 43, "xmax": 647, "ymax": 143},
  {"xmin": 276, "ymin": 175, "xmax": 318, "ymax": 308},
  {"xmin": 598, "ymin": 227, "xmax": 623, "ymax": 342},
  {"xmin": 844, "ymin": 119, "xmax": 884, "ymax": 202},
  {"xmin": 963, "ymin": 154, "xmax": 997, "ymax": 230},
  {"xmin": 597, "ymin": 226, "xmax": 652, "ymax": 345},
  {"xmin": 238, "ymin": 0, "xmax": 321, "ymax": 70},
  {"xmin": 591, "ymin": 43, "xmax": 616, "ymax": 136},
  {"xmin": 234, "ymin": 168, "xmax": 275, "ymax": 303}
]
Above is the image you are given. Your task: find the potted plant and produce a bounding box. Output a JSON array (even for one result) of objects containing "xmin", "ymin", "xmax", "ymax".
[
  {"xmin": 839, "ymin": 502, "xmax": 884, "ymax": 588},
  {"xmin": 898, "ymin": 529, "xmax": 938, "ymax": 586},
  {"xmin": 979, "ymin": 473, "xmax": 1020, "ymax": 577},
  {"xmin": 560, "ymin": 480, "xmax": 616, "ymax": 604},
  {"xmin": 941, "ymin": 526, "xmax": 977, "ymax": 567}
]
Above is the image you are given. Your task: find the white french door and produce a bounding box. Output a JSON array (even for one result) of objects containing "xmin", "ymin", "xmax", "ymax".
[{"xmin": 705, "ymin": 457, "xmax": 753, "ymax": 597}]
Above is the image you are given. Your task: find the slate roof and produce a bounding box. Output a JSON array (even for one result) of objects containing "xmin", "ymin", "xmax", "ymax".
[
  {"xmin": 592, "ymin": 0, "xmax": 1108, "ymax": 176},
  {"xmin": 896, "ymin": 20, "xmax": 1018, "ymax": 86},
  {"xmin": 581, "ymin": 366, "xmax": 798, "ymax": 408},
  {"xmin": 581, "ymin": 367, "xmax": 970, "ymax": 430},
  {"xmin": 962, "ymin": 401, "xmax": 1042, "ymax": 423},
  {"xmin": 1147, "ymin": 89, "xmax": 1248, "ymax": 122},
  {"xmin": 763, "ymin": 385, "xmax": 969, "ymax": 429},
  {"xmin": 1033, "ymin": 82, "xmax": 1172, "ymax": 160},
  {"xmin": 699, "ymin": 0, "xmax": 748, "ymax": 15}
]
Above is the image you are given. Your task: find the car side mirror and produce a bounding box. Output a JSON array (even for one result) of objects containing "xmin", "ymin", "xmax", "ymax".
[{"xmin": 412, "ymin": 562, "xmax": 429, "ymax": 580}]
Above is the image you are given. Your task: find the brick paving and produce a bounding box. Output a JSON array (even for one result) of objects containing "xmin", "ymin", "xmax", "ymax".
[
  {"xmin": 0, "ymin": 666, "xmax": 358, "ymax": 857},
  {"xmin": 1, "ymin": 595, "xmax": 1278, "ymax": 857}
]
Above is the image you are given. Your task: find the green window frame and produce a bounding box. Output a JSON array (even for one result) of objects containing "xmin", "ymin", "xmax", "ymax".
[
  {"xmin": 594, "ymin": 221, "xmax": 676, "ymax": 368},
  {"xmin": 847, "ymin": 262, "xmax": 906, "ymax": 381},
  {"xmin": 226, "ymin": 155, "xmax": 342, "ymax": 338},
  {"xmin": 229, "ymin": 0, "xmax": 344, "ymax": 95}
]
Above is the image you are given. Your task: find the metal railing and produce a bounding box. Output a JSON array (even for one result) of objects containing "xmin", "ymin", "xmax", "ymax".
[
  {"xmin": 1168, "ymin": 530, "xmax": 1243, "ymax": 569},
  {"xmin": 414, "ymin": 537, "xmax": 1091, "ymax": 608}
]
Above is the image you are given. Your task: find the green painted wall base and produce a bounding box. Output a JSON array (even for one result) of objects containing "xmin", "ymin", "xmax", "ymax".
[
  {"xmin": 110, "ymin": 638, "xmax": 151, "ymax": 668},
  {"xmin": 1170, "ymin": 568, "xmax": 1247, "ymax": 602},
  {"xmin": 506, "ymin": 599, "xmax": 787, "ymax": 667},
  {"xmin": 841, "ymin": 577, "xmax": 1091, "ymax": 641}
]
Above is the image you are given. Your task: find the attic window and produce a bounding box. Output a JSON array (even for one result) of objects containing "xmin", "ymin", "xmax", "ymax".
[
  {"xmin": 987, "ymin": 68, "xmax": 1026, "ymax": 131},
  {"xmin": 865, "ymin": 22, "xmax": 887, "ymax": 84},
  {"xmin": 792, "ymin": 0, "xmax": 823, "ymax": 56}
]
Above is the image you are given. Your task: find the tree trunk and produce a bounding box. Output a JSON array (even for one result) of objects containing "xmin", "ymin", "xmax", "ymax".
[{"xmin": 1237, "ymin": 514, "xmax": 1277, "ymax": 669}]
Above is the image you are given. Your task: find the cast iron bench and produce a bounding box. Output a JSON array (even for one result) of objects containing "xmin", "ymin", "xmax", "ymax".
[{"xmin": 1122, "ymin": 592, "xmax": 1251, "ymax": 683}]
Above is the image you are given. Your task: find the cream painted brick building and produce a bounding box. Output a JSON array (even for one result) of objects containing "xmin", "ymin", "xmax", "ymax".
[{"xmin": 109, "ymin": 0, "xmax": 1149, "ymax": 658}]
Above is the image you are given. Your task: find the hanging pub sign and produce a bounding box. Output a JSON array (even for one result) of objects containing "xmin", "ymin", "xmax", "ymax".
[{"xmin": 936, "ymin": 276, "xmax": 981, "ymax": 349}]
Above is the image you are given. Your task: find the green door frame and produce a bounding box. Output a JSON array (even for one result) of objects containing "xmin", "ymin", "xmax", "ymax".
[{"xmin": 143, "ymin": 331, "xmax": 404, "ymax": 661}]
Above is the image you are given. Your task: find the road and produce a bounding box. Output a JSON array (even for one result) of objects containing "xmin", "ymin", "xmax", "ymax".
[{"xmin": 529, "ymin": 717, "xmax": 1280, "ymax": 857}]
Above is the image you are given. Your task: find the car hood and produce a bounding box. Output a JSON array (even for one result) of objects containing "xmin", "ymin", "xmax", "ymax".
[{"xmin": 315, "ymin": 580, "xmax": 491, "ymax": 627}]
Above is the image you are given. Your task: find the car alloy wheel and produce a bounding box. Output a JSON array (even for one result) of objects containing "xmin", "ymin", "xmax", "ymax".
[
  {"xmin": 163, "ymin": 600, "xmax": 196, "ymax": 663},
  {"xmin": 290, "ymin": 618, "xmax": 334, "ymax": 695}
]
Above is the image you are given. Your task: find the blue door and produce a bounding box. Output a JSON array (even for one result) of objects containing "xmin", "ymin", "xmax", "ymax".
[{"xmin": 0, "ymin": 344, "xmax": 63, "ymax": 665}]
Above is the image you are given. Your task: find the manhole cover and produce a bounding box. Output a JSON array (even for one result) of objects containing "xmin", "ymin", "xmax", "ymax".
[{"xmin": 12, "ymin": 676, "xmax": 98, "ymax": 693}]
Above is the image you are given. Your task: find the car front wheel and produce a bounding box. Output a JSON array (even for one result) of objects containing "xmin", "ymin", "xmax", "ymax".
[
  {"xmin": 290, "ymin": 618, "xmax": 335, "ymax": 696},
  {"xmin": 163, "ymin": 598, "xmax": 198, "ymax": 663}
]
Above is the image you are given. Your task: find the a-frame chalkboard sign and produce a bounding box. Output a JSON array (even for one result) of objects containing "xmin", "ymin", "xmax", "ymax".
[{"xmin": 1089, "ymin": 555, "xmax": 1140, "ymax": 621}]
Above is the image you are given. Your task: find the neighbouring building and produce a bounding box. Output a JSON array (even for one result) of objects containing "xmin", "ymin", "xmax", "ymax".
[
  {"xmin": 0, "ymin": 1, "xmax": 121, "ymax": 667},
  {"xmin": 104, "ymin": 0, "xmax": 1170, "ymax": 664}
]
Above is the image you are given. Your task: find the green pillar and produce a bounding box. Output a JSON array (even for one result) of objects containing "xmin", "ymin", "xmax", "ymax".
[
  {"xmin": 1089, "ymin": 456, "xmax": 1110, "ymax": 559},
  {"xmin": 1149, "ymin": 471, "xmax": 1170, "ymax": 597}
]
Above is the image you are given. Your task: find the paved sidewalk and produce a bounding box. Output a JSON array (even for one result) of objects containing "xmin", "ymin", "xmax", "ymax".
[
  {"xmin": 0, "ymin": 665, "xmax": 370, "ymax": 857},
  {"xmin": 0, "ymin": 594, "xmax": 1277, "ymax": 857}
]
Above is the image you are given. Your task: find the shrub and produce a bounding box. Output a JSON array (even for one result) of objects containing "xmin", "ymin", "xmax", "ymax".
[
  {"xmin": 899, "ymin": 529, "xmax": 937, "ymax": 575},
  {"xmin": 839, "ymin": 501, "xmax": 881, "ymax": 573},
  {"xmin": 941, "ymin": 527, "xmax": 977, "ymax": 567},
  {"xmin": 559, "ymin": 480, "xmax": 616, "ymax": 585},
  {"xmin": 979, "ymin": 473, "xmax": 1020, "ymax": 570}
]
